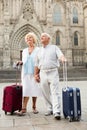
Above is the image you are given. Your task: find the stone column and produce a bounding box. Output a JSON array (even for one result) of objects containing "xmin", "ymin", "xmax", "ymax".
[
  {"xmin": 13, "ymin": 0, "xmax": 16, "ymax": 18},
  {"xmin": 39, "ymin": 0, "xmax": 42, "ymax": 20},
  {"xmin": 39, "ymin": 0, "xmax": 46, "ymax": 21},
  {"xmin": 46, "ymin": 0, "xmax": 52, "ymax": 28},
  {"xmin": 42, "ymin": 0, "xmax": 46, "ymax": 20},
  {"xmin": 0, "ymin": 1, "xmax": 3, "ymax": 23},
  {"xmin": 83, "ymin": 2, "xmax": 87, "ymax": 67},
  {"xmin": 65, "ymin": 2, "xmax": 72, "ymax": 66},
  {"xmin": 3, "ymin": 0, "xmax": 11, "ymax": 69}
]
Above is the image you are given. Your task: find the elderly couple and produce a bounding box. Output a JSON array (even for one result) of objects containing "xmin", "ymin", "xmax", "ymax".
[{"xmin": 17, "ymin": 32, "xmax": 66, "ymax": 120}]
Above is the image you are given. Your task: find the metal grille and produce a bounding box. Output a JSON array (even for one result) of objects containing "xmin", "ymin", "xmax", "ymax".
[{"xmin": 72, "ymin": 49, "xmax": 85, "ymax": 66}]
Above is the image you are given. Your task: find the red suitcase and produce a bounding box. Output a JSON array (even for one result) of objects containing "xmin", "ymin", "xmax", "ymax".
[
  {"xmin": 2, "ymin": 84, "xmax": 22, "ymax": 115},
  {"xmin": 2, "ymin": 65, "xmax": 22, "ymax": 115}
]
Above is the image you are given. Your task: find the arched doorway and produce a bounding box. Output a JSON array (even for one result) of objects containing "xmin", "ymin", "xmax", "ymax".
[{"xmin": 10, "ymin": 24, "xmax": 41, "ymax": 64}]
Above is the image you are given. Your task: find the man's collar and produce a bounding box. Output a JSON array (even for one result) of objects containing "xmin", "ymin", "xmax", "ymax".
[{"xmin": 42, "ymin": 43, "xmax": 50, "ymax": 48}]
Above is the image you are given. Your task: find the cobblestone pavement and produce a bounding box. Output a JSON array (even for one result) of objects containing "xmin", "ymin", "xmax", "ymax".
[{"xmin": 0, "ymin": 81, "xmax": 87, "ymax": 130}]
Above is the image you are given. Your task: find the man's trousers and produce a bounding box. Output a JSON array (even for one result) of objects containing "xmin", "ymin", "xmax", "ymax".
[{"xmin": 40, "ymin": 68, "xmax": 61, "ymax": 114}]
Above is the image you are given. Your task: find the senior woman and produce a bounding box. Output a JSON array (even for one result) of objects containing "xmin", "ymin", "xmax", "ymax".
[{"xmin": 17, "ymin": 32, "xmax": 42, "ymax": 115}]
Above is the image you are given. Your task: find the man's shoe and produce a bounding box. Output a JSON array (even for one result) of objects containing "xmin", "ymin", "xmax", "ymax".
[
  {"xmin": 54, "ymin": 112, "xmax": 61, "ymax": 120},
  {"xmin": 45, "ymin": 111, "xmax": 53, "ymax": 116}
]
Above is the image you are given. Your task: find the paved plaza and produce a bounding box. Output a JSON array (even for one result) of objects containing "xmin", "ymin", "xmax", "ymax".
[{"xmin": 0, "ymin": 81, "xmax": 87, "ymax": 130}]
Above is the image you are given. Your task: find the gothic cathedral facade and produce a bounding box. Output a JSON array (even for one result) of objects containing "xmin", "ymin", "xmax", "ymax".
[{"xmin": 0, "ymin": 0, "xmax": 87, "ymax": 69}]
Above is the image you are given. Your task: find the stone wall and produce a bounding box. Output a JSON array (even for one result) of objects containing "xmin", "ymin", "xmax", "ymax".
[{"xmin": 0, "ymin": 0, "xmax": 86, "ymax": 69}]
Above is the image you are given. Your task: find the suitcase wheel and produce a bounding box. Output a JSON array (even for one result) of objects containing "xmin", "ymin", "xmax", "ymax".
[
  {"xmin": 11, "ymin": 111, "xmax": 14, "ymax": 115},
  {"xmin": 64, "ymin": 115, "xmax": 67, "ymax": 119},
  {"xmin": 77, "ymin": 117, "xmax": 81, "ymax": 121},
  {"xmin": 5, "ymin": 111, "xmax": 7, "ymax": 115},
  {"xmin": 19, "ymin": 109, "xmax": 21, "ymax": 112},
  {"xmin": 4, "ymin": 111, "xmax": 14, "ymax": 115},
  {"xmin": 69, "ymin": 117, "xmax": 73, "ymax": 122},
  {"xmin": 63, "ymin": 112, "xmax": 67, "ymax": 119}
]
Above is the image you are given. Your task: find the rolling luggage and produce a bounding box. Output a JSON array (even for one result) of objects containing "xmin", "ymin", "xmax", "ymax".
[
  {"xmin": 2, "ymin": 65, "xmax": 22, "ymax": 115},
  {"xmin": 2, "ymin": 85, "xmax": 22, "ymax": 115},
  {"xmin": 62, "ymin": 62, "xmax": 81, "ymax": 122}
]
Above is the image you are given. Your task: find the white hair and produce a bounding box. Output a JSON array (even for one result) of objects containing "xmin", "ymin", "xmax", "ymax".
[
  {"xmin": 41, "ymin": 33, "xmax": 51, "ymax": 40},
  {"xmin": 25, "ymin": 32, "xmax": 37, "ymax": 43}
]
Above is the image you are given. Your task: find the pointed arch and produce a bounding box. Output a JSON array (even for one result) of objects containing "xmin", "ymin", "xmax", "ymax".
[
  {"xmin": 74, "ymin": 31, "xmax": 79, "ymax": 46},
  {"xmin": 53, "ymin": 4, "xmax": 62, "ymax": 25},
  {"xmin": 56, "ymin": 31, "xmax": 60, "ymax": 45},
  {"xmin": 10, "ymin": 24, "xmax": 41, "ymax": 63},
  {"xmin": 52, "ymin": 30, "xmax": 63, "ymax": 46},
  {"xmin": 73, "ymin": 7, "xmax": 78, "ymax": 24}
]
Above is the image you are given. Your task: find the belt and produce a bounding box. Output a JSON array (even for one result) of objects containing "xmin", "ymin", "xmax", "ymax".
[{"xmin": 41, "ymin": 67, "xmax": 57, "ymax": 72}]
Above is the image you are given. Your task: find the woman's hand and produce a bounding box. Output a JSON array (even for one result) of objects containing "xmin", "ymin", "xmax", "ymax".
[
  {"xmin": 34, "ymin": 74, "xmax": 40, "ymax": 83},
  {"xmin": 16, "ymin": 61, "xmax": 23, "ymax": 66},
  {"xmin": 34, "ymin": 67, "xmax": 40, "ymax": 82}
]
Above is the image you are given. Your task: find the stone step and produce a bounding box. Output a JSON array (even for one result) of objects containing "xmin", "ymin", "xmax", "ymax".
[
  {"xmin": 0, "ymin": 67, "xmax": 87, "ymax": 82},
  {"xmin": 0, "ymin": 70, "xmax": 21, "ymax": 79}
]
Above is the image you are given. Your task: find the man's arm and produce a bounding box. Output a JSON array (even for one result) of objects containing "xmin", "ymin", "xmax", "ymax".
[
  {"xmin": 59, "ymin": 55, "xmax": 67, "ymax": 64},
  {"xmin": 56, "ymin": 46, "xmax": 67, "ymax": 63}
]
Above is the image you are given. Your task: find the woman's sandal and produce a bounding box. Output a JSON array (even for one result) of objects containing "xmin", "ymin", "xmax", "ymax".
[
  {"xmin": 32, "ymin": 108, "xmax": 39, "ymax": 114},
  {"xmin": 17, "ymin": 108, "xmax": 27, "ymax": 116}
]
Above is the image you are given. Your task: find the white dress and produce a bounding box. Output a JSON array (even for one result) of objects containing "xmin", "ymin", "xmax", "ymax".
[{"xmin": 21, "ymin": 47, "xmax": 42, "ymax": 97}]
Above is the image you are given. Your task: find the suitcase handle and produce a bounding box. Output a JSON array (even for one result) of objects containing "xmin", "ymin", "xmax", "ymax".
[
  {"xmin": 63, "ymin": 61, "xmax": 68, "ymax": 88},
  {"xmin": 16, "ymin": 65, "xmax": 22, "ymax": 86},
  {"xmin": 13, "ymin": 62, "xmax": 22, "ymax": 86}
]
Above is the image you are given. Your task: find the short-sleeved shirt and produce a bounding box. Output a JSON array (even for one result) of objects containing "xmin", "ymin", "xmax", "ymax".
[{"xmin": 35, "ymin": 44, "xmax": 63, "ymax": 70}]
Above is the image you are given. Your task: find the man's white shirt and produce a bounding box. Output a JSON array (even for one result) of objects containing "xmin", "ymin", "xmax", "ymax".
[{"xmin": 35, "ymin": 44, "xmax": 63, "ymax": 70}]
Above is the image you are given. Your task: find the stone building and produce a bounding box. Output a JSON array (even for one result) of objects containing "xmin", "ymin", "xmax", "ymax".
[{"xmin": 0, "ymin": 0, "xmax": 87, "ymax": 69}]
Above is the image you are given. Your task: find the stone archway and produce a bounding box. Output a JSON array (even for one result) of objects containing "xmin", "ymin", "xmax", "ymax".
[{"xmin": 10, "ymin": 24, "xmax": 41, "ymax": 64}]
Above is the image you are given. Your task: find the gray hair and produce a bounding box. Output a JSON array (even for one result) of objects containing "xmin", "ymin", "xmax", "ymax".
[{"xmin": 41, "ymin": 33, "xmax": 51, "ymax": 40}]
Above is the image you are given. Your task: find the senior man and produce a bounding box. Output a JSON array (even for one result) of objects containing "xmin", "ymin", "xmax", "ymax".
[{"xmin": 34, "ymin": 33, "xmax": 66, "ymax": 120}]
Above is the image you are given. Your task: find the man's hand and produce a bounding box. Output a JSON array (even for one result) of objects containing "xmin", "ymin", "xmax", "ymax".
[{"xmin": 60, "ymin": 55, "xmax": 67, "ymax": 64}]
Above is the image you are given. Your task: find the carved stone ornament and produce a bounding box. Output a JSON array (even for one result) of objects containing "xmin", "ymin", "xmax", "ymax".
[{"xmin": 23, "ymin": 0, "xmax": 33, "ymax": 21}]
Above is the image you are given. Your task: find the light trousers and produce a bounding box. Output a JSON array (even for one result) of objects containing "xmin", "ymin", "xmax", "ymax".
[{"xmin": 40, "ymin": 69, "xmax": 61, "ymax": 114}]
